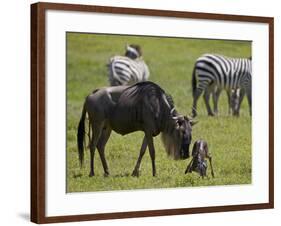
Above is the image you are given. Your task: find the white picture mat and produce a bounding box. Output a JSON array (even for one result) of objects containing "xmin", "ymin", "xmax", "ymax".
[{"xmin": 45, "ymin": 10, "xmax": 269, "ymax": 217}]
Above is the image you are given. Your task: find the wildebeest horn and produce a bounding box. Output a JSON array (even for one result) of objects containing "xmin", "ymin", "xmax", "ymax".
[
  {"xmin": 170, "ymin": 108, "xmax": 176, "ymax": 116},
  {"xmin": 172, "ymin": 115, "xmax": 184, "ymax": 121},
  {"xmin": 190, "ymin": 120, "xmax": 198, "ymax": 126},
  {"xmin": 185, "ymin": 115, "xmax": 193, "ymax": 121},
  {"xmin": 185, "ymin": 115, "xmax": 198, "ymax": 126}
]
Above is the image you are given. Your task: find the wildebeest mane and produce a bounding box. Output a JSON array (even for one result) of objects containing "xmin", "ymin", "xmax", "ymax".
[
  {"xmin": 114, "ymin": 81, "xmax": 174, "ymax": 136},
  {"xmin": 119, "ymin": 81, "xmax": 164, "ymax": 101},
  {"xmin": 119, "ymin": 81, "xmax": 174, "ymax": 110},
  {"xmin": 165, "ymin": 93, "xmax": 175, "ymax": 109}
]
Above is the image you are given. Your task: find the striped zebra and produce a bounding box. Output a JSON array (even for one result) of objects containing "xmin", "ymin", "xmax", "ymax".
[
  {"xmin": 108, "ymin": 44, "xmax": 150, "ymax": 86},
  {"xmin": 191, "ymin": 54, "xmax": 252, "ymax": 117}
]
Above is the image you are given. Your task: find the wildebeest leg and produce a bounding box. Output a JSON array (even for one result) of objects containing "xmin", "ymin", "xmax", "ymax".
[
  {"xmin": 192, "ymin": 89, "xmax": 203, "ymax": 117},
  {"xmin": 185, "ymin": 158, "xmax": 194, "ymax": 174},
  {"xmin": 203, "ymin": 88, "xmax": 214, "ymax": 116},
  {"xmin": 132, "ymin": 136, "xmax": 147, "ymax": 177},
  {"xmin": 89, "ymin": 122, "xmax": 103, "ymax": 177},
  {"xmin": 213, "ymin": 87, "xmax": 222, "ymax": 115},
  {"xmin": 208, "ymin": 156, "xmax": 215, "ymax": 178},
  {"xmin": 97, "ymin": 126, "xmax": 112, "ymax": 177},
  {"xmin": 146, "ymin": 133, "xmax": 156, "ymax": 176}
]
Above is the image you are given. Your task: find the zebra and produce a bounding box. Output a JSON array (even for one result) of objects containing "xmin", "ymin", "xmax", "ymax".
[
  {"xmin": 124, "ymin": 44, "xmax": 142, "ymax": 59},
  {"xmin": 108, "ymin": 44, "xmax": 150, "ymax": 86},
  {"xmin": 191, "ymin": 54, "xmax": 252, "ymax": 117}
]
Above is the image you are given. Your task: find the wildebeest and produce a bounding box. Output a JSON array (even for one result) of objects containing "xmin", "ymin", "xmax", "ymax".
[
  {"xmin": 77, "ymin": 81, "xmax": 196, "ymax": 177},
  {"xmin": 185, "ymin": 140, "xmax": 214, "ymax": 178}
]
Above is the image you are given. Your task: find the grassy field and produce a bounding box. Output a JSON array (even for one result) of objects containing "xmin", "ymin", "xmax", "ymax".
[{"xmin": 66, "ymin": 33, "xmax": 252, "ymax": 192}]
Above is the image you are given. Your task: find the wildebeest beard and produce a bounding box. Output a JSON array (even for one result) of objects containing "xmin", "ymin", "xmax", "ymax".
[
  {"xmin": 181, "ymin": 136, "xmax": 190, "ymax": 159},
  {"xmin": 161, "ymin": 120, "xmax": 191, "ymax": 160}
]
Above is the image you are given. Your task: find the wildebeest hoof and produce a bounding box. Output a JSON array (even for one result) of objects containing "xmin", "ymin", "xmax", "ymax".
[
  {"xmin": 104, "ymin": 172, "xmax": 109, "ymax": 177},
  {"xmin": 89, "ymin": 172, "xmax": 95, "ymax": 177},
  {"xmin": 208, "ymin": 112, "xmax": 215, "ymax": 116},
  {"xmin": 132, "ymin": 170, "xmax": 140, "ymax": 177}
]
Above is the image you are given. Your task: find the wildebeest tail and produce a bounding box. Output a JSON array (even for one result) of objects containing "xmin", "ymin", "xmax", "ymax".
[
  {"xmin": 192, "ymin": 66, "xmax": 197, "ymax": 98},
  {"xmin": 77, "ymin": 102, "xmax": 86, "ymax": 168}
]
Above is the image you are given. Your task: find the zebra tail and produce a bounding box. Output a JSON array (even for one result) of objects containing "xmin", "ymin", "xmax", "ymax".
[{"xmin": 192, "ymin": 67, "xmax": 197, "ymax": 98}]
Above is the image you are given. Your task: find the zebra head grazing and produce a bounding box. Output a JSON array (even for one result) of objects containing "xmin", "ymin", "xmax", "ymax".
[
  {"xmin": 161, "ymin": 106, "xmax": 196, "ymax": 160},
  {"xmin": 125, "ymin": 44, "xmax": 142, "ymax": 59}
]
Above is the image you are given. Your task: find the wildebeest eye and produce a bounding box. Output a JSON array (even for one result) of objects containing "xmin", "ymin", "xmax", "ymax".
[{"xmin": 177, "ymin": 120, "xmax": 183, "ymax": 126}]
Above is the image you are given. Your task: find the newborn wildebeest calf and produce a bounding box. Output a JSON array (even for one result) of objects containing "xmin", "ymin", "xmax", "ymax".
[{"xmin": 185, "ymin": 140, "xmax": 214, "ymax": 178}]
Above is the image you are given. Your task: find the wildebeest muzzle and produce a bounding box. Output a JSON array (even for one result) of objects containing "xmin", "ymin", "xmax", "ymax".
[{"xmin": 180, "ymin": 140, "xmax": 190, "ymax": 159}]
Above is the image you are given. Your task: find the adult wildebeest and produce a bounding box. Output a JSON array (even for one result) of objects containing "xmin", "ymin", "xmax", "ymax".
[
  {"xmin": 185, "ymin": 140, "xmax": 214, "ymax": 178},
  {"xmin": 77, "ymin": 81, "xmax": 196, "ymax": 177}
]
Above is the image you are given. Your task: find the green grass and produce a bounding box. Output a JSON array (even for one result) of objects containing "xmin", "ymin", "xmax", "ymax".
[{"xmin": 66, "ymin": 33, "xmax": 252, "ymax": 192}]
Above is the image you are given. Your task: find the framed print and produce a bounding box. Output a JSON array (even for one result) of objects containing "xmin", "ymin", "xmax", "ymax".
[{"xmin": 31, "ymin": 2, "xmax": 274, "ymax": 223}]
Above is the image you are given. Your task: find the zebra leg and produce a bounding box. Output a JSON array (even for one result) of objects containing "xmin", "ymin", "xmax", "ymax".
[
  {"xmin": 192, "ymin": 89, "xmax": 203, "ymax": 117},
  {"xmin": 246, "ymin": 89, "xmax": 252, "ymax": 116},
  {"xmin": 97, "ymin": 126, "xmax": 112, "ymax": 177},
  {"xmin": 132, "ymin": 136, "xmax": 148, "ymax": 177},
  {"xmin": 203, "ymin": 88, "xmax": 214, "ymax": 116},
  {"xmin": 226, "ymin": 90, "xmax": 233, "ymax": 115},
  {"xmin": 233, "ymin": 89, "xmax": 245, "ymax": 116},
  {"xmin": 213, "ymin": 87, "xmax": 222, "ymax": 115}
]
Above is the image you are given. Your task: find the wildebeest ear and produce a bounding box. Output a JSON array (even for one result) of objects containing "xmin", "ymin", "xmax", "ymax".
[
  {"xmin": 184, "ymin": 115, "xmax": 198, "ymax": 126},
  {"xmin": 190, "ymin": 120, "xmax": 198, "ymax": 126}
]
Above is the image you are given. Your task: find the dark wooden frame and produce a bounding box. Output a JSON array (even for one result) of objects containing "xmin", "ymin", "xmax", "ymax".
[{"xmin": 31, "ymin": 2, "xmax": 274, "ymax": 224}]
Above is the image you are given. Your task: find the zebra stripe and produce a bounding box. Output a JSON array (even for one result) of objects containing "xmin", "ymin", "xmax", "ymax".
[
  {"xmin": 192, "ymin": 54, "xmax": 252, "ymax": 117},
  {"xmin": 108, "ymin": 56, "xmax": 150, "ymax": 86},
  {"xmin": 194, "ymin": 54, "xmax": 252, "ymax": 92}
]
